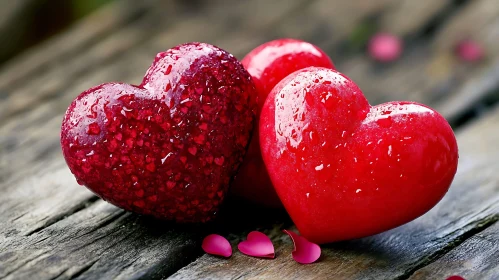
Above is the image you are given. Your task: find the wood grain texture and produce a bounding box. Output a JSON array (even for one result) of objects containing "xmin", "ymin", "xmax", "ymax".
[
  {"xmin": 409, "ymin": 222, "xmax": 499, "ymax": 280},
  {"xmin": 0, "ymin": 0, "xmax": 160, "ymax": 91},
  {"xmin": 380, "ymin": 0, "xmax": 451, "ymax": 35},
  {"xmin": 1, "ymin": 0, "xmax": 499, "ymax": 279},
  {"xmin": 170, "ymin": 104, "xmax": 499, "ymax": 280}
]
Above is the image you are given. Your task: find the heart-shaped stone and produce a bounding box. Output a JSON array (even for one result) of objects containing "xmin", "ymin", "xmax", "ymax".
[
  {"xmin": 61, "ymin": 42, "xmax": 256, "ymax": 222},
  {"xmin": 260, "ymin": 67, "xmax": 458, "ymax": 243},
  {"xmin": 237, "ymin": 231, "xmax": 275, "ymax": 258}
]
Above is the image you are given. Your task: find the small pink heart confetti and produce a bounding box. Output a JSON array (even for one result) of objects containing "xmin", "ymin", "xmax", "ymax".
[
  {"xmin": 283, "ymin": 229, "xmax": 321, "ymax": 264},
  {"xmin": 238, "ymin": 231, "xmax": 275, "ymax": 259},
  {"xmin": 202, "ymin": 234, "xmax": 232, "ymax": 258},
  {"xmin": 368, "ymin": 32, "xmax": 403, "ymax": 62},
  {"xmin": 456, "ymin": 40, "xmax": 484, "ymax": 62},
  {"xmin": 446, "ymin": 276, "xmax": 466, "ymax": 280}
]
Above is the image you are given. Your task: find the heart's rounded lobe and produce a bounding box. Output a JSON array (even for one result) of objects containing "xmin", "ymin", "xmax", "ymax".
[
  {"xmin": 61, "ymin": 43, "xmax": 256, "ymax": 222},
  {"xmin": 260, "ymin": 67, "xmax": 458, "ymax": 243}
]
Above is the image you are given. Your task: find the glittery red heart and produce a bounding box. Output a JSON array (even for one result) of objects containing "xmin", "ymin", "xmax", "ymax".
[
  {"xmin": 61, "ymin": 42, "xmax": 256, "ymax": 222},
  {"xmin": 260, "ymin": 67, "xmax": 458, "ymax": 244}
]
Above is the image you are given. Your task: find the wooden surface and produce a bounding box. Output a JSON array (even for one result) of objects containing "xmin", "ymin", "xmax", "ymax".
[{"xmin": 0, "ymin": 0, "xmax": 498, "ymax": 279}]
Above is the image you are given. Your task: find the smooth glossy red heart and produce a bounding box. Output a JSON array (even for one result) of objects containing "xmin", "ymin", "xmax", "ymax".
[{"xmin": 260, "ymin": 67, "xmax": 459, "ymax": 244}]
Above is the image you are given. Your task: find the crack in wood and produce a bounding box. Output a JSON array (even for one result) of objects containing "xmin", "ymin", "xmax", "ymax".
[
  {"xmin": 133, "ymin": 243, "xmax": 204, "ymax": 280},
  {"xmin": 417, "ymin": 0, "xmax": 470, "ymax": 38},
  {"xmin": 73, "ymin": 210, "xmax": 129, "ymax": 240},
  {"xmin": 10, "ymin": 212, "xmax": 28, "ymax": 222},
  {"xmin": 0, "ymin": 252, "xmax": 49, "ymax": 279},
  {"xmin": 48, "ymin": 267, "xmax": 69, "ymax": 280},
  {"xmin": 67, "ymin": 260, "xmax": 98, "ymax": 280},
  {"xmin": 24, "ymin": 195, "xmax": 100, "ymax": 236},
  {"xmin": 396, "ymin": 214, "xmax": 499, "ymax": 280}
]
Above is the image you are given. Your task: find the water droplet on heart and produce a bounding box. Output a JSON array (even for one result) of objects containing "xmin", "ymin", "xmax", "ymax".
[
  {"xmin": 165, "ymin": 64, "xmax": 172, "ymax": 75},
  {"xmin": 308, "ymin": 128, "xmax": 319, "ymax": 145},
  {"xmin": 376, "ymin": 116, "xmax": 392, "ymax": 128},
  {"xmin": 87, "ymin": 103, "xmax": 98, "ymax": 119},
  {"xmin": 214, "ymin": 156, "xmax": 224, "ymax": 166},
  {"xmin": 87, "ymin": 122, "xmax": 101, "ymax": 135},
  {"xmin": 164, "ymin": 83, "xmax": 172, "ymax": 92},
  {"xmin": 188, "ymin": 146, "xmax": 197, "ymax": 155},
  {"xmin": 320, "ymin": 89, "xmax": 337, "ymax": 108},
  {"xmin": 357, "ymin": 108, "xmax": 369, "ymax": 120},
  {"xmin": 403, "ymin": 136, "xmax": 414, "ymax": 143}
]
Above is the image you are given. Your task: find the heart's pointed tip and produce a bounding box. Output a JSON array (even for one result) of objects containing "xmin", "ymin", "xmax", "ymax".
[
  {"xmin": 202, "ymin": 234, "xmax": 232, "ymax": 258},
  {"xmin": 283, "ymin": 229, "xmax": 321, "ymax": 264}
]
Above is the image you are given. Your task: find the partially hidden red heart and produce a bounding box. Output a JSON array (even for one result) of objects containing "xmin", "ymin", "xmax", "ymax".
[
  {"xmin": 61, "ymin": 42, "xmax": 256, "ymax": 222},
  {"xmin": 283, "ymin": 229, "xmax": 321, "ymax": 264},
  {"xmin": 202, "ymin": 234, "xmax": 232, "ymax": 258},
  {"xmin": 237, "ymin": 231, "xmax": 275, "ymax": 258},
  {"xmin": 233, "ymin": 38, "xmax": 335, "ymax": 208},
  {"xmin": 260, "ymin": 67, "xmax": 459, "ymax": 244}
]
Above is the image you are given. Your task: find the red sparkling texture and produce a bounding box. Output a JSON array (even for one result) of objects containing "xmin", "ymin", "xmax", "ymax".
[
  {"xmin": 260, "ymin": 67, "xmax": 459, "ymax": 244},
  {"xmin": 368, "ymin": 33, "xmax": 403, "ymax": 62},
  {"xmin": 61, "ymin": 42, "xmax": 256, "ymax": 223},
  {"xmin": 233, "ymin": 38, "xmax": 335, "ymax": 207}
]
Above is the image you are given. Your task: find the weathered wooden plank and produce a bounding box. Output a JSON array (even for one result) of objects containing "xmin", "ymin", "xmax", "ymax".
[
  {"xmin": 0, "ymin": 0, "xmax": 161, "ymax": 91},
  {"xmin": 380, "ymin": 0, "xmax": 451, "ymax": 35},
  {"xmin": 434, "ymin": 0, "xmax": 499, "ymax": 52},
  {"xmin": 170, "ymin": 104, "xmax": 499, "ymax": 280},
  {"xmin": 435, "ymin": 56, "xmax": 499, "ymax": 123},
  {"xmin": 1, "ymin": 0, "xmax": 499, "ymax": 279},
  {"xmin": 1, "ymin": 191, "xmax": 203, "ymax": 280},
  {"xmin": 267, "ymin": 0, "xmax": 397, "ymax": 47},
  {"xmin": 408, "ymin": 222, "xmax": 499, "ymax": 280}
]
